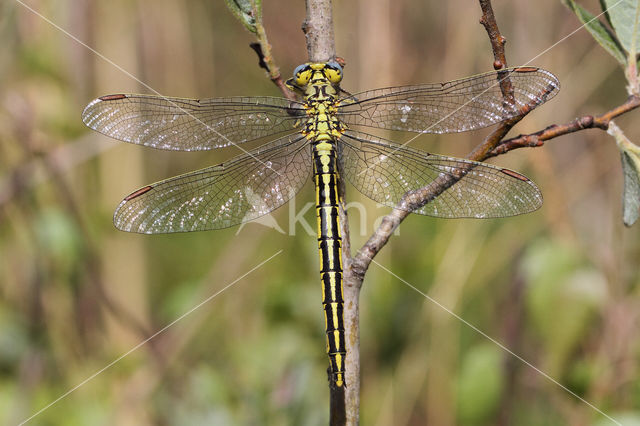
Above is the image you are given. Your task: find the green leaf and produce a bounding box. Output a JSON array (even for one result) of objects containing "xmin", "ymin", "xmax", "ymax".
[
  {"xmin": 224, "ymin": 0, "xmax": 258, "ymax": 34},
  {"xmin": 603, "ymin": 0, "xmax": 640, "ymax": 56},
  {"xmin": 620, "ymin": 148, "xmax": 640, "ymax": 226},
  {"xmin": 523, "ymin": 240, "xmax": 606, "ymax": 375},
  {"xmin": 600, "ymin": 0, "xmax": 614, "ymax": 27},
  {"xmin": 563, "ymin": 0, "xmax": 627, "ymax": 64},
  {"xmin": 609, "ymin": 122, "xmax": 640, "ymax": 226},
  {"xmin": 457, "ymin": 345, "xmax": 505, "ymax": 423}
]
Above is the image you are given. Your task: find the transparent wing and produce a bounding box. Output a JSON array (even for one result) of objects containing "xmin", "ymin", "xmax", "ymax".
[
  {"xmin": 337, "ymin": 67, "xmax": 559, "ymax": 134},
  {"xmin": 339, "ymin": 131, "xmax": 542, "ymax": 218},
  {"xmin": 114, "ymin": 134, "xmax": 311, "ymax": 233},
  {"xmin": 82, "ymin": 94, "xmax": 305, "ymax": 151}
]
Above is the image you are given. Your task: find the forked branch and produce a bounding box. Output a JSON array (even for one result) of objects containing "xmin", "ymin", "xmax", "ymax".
[
  {"xmin": 487, "ymin": 95, "xmax": 640, "ymax": 157},
  {"xmin": 353, "ymin": 1, "xmax": 640, "ymax": 277}
]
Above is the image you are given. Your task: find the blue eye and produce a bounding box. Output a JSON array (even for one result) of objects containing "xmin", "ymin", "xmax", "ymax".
[
  {"xmin": 293, "ymin": 64, "xmax": 308, "ymax": 77},
  {"xmin": 326, "ymin": 61, "xmax": 343, "ymax": 73},
  {"xmin": 324, "ymin": 61, "xmax": 343, "ymax": 84}
]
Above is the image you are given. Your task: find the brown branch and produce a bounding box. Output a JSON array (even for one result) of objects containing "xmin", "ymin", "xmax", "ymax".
[
  {"xmin": 248, "ymin": 42, "xmax": 297, "ymax": 101},
  {"xmin": 352, "ymin": 76, "xmax": 555, "ymax": 278},
  {"xmin": 303, "ymin": 0, "xmax": 336, "ymax": 62},
  {"xmin": 354, "ymin": 91, "xmax": 640, "ymax": 282},
  {"xmin": 486, "ymin": 95, "xmax": 640, "ymax": 158},
  {"xmin": 479, "ymin": 0, "xmax": 508, "ymax": 69},
  {"xmin": 479, "ymin": 0, "xmax": 516, "ymax": 104},
  {"xmin": 248, "ymin": 5, "xmax": 297, "ymax": 101}
]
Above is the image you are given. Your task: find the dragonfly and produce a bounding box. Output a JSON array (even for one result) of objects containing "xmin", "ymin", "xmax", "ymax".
[{"xmin": 82, "ymin": 62, "xmax": 559, "ymax": 388}]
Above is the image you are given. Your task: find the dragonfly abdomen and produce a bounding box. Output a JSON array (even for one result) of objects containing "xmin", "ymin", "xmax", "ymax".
[{"xmin": 313, "ymin": 139, "xmax": 346, "ymax": 388}]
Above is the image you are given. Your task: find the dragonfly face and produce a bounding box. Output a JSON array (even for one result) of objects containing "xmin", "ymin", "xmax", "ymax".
[
  {"xmin": 286, "ymin": 61, "xmax": 343, "ymax": 97},
  {"xmin": 82, "ymin": 62, "xmax": 560, "ymax": 388}
]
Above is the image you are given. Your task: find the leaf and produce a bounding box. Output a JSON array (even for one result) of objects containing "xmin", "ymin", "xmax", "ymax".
[
  {"xmin": 224, "ymin": 0, "xmax": 258, "ymax": 34},
  {"xmin": 608, "ymin": 122, "xmax": 640, "ymax": 226},
  {"xmin": 620, "ymin": 148, "xmax": 640, "ymax": 226},
  {"xmin": 563, "ymin": 0, "xmax": 627, "ymax": 64},
  {"xmin": 523, "ymin": 240, "xmax": 606, "ymax": 375},
  {"xmin": 457, "ymin": 344, "xmax": 505, "ymax": 423},
  {"xmin": 602, "ymin": 0, "xmax": 640, "ymax": 56},
  {"xmin": 600, "ymin": 0, "xmax": 614, "ymax": 27}
]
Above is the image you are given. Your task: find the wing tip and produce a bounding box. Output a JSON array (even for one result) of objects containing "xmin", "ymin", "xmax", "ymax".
[{"xmin": 81, "ymin": 94, "xmax": 127, "ymax": 126}]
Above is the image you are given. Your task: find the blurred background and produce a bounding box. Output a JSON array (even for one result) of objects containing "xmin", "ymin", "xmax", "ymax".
[{"xmin": 1, "ymin": 0, "xmax": 639, "ymax": 425}]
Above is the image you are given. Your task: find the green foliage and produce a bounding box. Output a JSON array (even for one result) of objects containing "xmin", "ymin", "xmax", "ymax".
[
  {"xmin": 609, "ymin": 122, "xmax": 640, "ymax": 225},
  {"xmin": 563, "ymin": 0, "xmax": 640, "ymax": 66},
  {"xmin": 35, "ymin": 208, "xmax": 83, "ymax": 271},
  {"xmin": 0, "ymin": 307, "xmax": 28, "ymax": 372},
  {"xmin": 563, "ymin": 0, "xmax": 640, "ymax": 225},
  {"xmin": 523, "ymin": 240, "xmax": 606, "ymax": 376},
  {"xmin": 602, "ymin": 0, "xmax": 640, "ymax": 56},
  {"xmin": 224, "ymin": 0, "xmax": 260, "ymax": 33},
  {"xmin": 619, "ymin": 136, "xmax": 640, "ymax": 225},
  {"xmin": 562, "ymin": 0, "xmax": 627, "ymax": 64},
  {"xmin": 456, "ymin": 344, "xmax": 505, "ymax": 424},
  {"xmin": 2, "ymin": 1, "xmax": 640, "ymax": 425}
]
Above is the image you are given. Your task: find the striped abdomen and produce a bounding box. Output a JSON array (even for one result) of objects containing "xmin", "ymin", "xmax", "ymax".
[{"xmin": 313, "ymin": 139, "xmax": 346, "ymax": 388}]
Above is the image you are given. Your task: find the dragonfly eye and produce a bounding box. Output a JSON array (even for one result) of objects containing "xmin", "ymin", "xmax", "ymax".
[
  {"xmin": 293, "ymin": 64, "xmax": 312, "ymax": 87},
  {"xmin": 324, "ymin": 61, "xmax": 343, "ymax": 84}
]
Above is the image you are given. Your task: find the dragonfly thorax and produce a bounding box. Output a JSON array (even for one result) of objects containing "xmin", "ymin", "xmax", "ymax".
[{"xmin": 285, "ymin": 63, "xmax": 345, "ymax": 142}]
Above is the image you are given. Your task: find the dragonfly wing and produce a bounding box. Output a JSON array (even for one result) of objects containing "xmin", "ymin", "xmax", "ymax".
[
  {"xmin": 82, "ymin": 94, "xmax": 305, "ymax": 151},
  {"xmin": 337, "ymin": 67, "xmax": 559, "ymax": 134},
  {"xmin": 114, "ymin": 134, "xmax": 311, "ymax": 233},
  {"xmin": 339, "ymin": 131, "xmax": 542, "ymax": 218}
]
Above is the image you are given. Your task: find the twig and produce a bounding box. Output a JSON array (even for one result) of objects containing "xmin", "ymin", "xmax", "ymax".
[
  {"xmin": 250, "ymin": 5, "xmax": 297, "ymax": 101},
  {"xmin": 354, "ymin": 0, "xmax": 547, "ymax": 277},
  {"xmin": 353, "ymin": 0, "xmax": 640, "ymax": 281},
  {"xmin": 479, "ymin": 0, "xmax": 508, "ymax": 69},
  {"xmin": 303, "ymin": 0, "xmax": 336, "ymax": 62},
  {"xmin": 349, "ymin": 5, "xmax": 640, "ymax": 418},
  {"xmin": 479, "ymin": 0, "xmax": 515, "ymax": 103},
  {"xmin": 486, "ymin": 95, "xmax": 640, "ymax": 158}
]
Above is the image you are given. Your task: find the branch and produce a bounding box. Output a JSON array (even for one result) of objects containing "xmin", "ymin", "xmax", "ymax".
[
  {"xmin": 354, "ymin": 0, "xmax": 532, "ymax": 278},
  {"xmin": 353, "ymin": 1, "xmax": 640, "ymax": 286},
  {"xmin": 351, "ymin": 114, "xmax": 522, "ymax": 278},
  {"xmin": 249, "ymin": 6, "xmax": 297, "ymax": 101},
  {"xmin": 479, "ymin": 0, "xmax": 516, "ymax": 103},
  {"xmin": 303, "ymin": 0, "xmax": 336, "ymax": 62},
  {"xmin": 479, "ymin": 0, "xmax": 508, "ymax": 69},
  {"xmin": 486, "ymin": 95, "xmax": 640, "ymax": 158}
]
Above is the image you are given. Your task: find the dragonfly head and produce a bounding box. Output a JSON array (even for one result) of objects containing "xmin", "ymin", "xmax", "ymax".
[{"xmin": 286, "ymin": 62, "xmax": 343, "ymax": 95}]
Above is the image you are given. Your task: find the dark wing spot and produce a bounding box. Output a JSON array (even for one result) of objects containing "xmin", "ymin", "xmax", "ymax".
[
  {"xmin": 99, "ymin": 94, "xmax": 127, "ymax": 101},
  {"xmin": 500, "ymin": 168, "xmax": 530, "ymax": 182},
  {"xmin": 513, "ymin": 66, "xmax": 539, "ymax": 73},
  {"xmin": 124, "ymin": 185, "xmax": 154, "ymax": 201}
]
